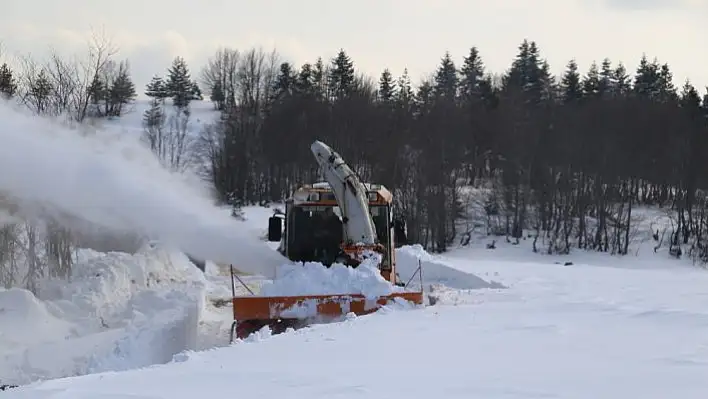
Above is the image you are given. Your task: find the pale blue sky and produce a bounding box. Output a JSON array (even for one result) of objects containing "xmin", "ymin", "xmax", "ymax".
[{"xmin": 1, "ymin": 0, "xmax": 706, "ymax": 94}]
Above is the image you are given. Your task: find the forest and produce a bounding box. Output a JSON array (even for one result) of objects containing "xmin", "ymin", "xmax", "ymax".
[
  {"xmin": 192, "ymin": 39, "xmax": 708, "ymax": 261},
  {"xmin": 1, "ymin": 33, "xmax": 708, "ymax": 291}
]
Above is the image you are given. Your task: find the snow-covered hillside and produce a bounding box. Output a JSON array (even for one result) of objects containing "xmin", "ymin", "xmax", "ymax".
[{"xmin": 93, "ymin": 99, "xmax": 219, "ymax": 139}]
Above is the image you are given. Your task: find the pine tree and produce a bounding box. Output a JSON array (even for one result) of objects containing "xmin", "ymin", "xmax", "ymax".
[
  {"xmin": 561, "ymin": 59, "xmax": 582, "ymax": 103},
  {"xmin": 165, "ymin": 57, "xmax": 196, "ymax": 108},
  {"xmin": 328, "ymin": 49, "xmax": 355, "ymax": 100},
  {"xmin": 109, "ymin": 61, "xmax": 136, "ymax": 116},
  {"xmin": 191, "ymin": 81, "xmax": 202, "ymax": 100},
  {"xmin": 634, "ymin": 55, "xmax": 661, "ymax": 99},
  {"xmin": 680, "ymin": 80, "xmax": 701, "ymax": 111},
  {"xmin": 273, "ymin": 62, "xmax": 297, "ymax": 100},
  {"xmin": 87, "ymin": 75, "xmax": 105, "ymax": 104},
  {"xmin": 296, "ymin": 63, "xmax": 315, "ymax": 97},
  {"xmin": 377, "ymin": 68, "xmax": 396, "ymax": 103},
  {"xmin": 416, "ymin": 80, "xmax": 434, "ymax": 110},
  {"xmin": 506, "ymin": 39, "xmax": 532, "ymax": 89},
  {"xmin": 583, "ymin": 61, "xmax": 601, "ymax": 97},
  {"xmin": 505, "ymin": 39, "xmax": 547, "ymax": 103},
  {"xmin": 459, "ymin": 47, "xmax": 485, "ymax": 101},
  {"xmin": 434, "ymin": 52, "xmax": 457, "ymax": 99},
  {"xmin": 30, "ymin": 70, "xmax": 53, "ymax": 113},
  {"xmin": 145, "ymin": 76, "xmax": 169, "ymax": 100},
  {"xmin": 0, "ymin": 63, "xmax": 17, "ymax": 98},
  {"xmin": 396, "ymin": 69, "xmax": 414, "ymax": 107},
  {"xmin": 657, "ymin": 63, "xmax": 677, "ymax": 102},
  {"xmin": 538, "ymin": 59, "xmax": 555, "ymax": 101},
  {"xmin": 599, "ymin": 58, "xmax": 614, "ymax": 95},
  {"xmin": 613, "ymin": 63, "xmax": 630, "ymax": 96}
]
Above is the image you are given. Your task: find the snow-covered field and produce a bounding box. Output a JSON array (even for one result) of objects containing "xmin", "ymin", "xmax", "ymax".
[{"xmin": 2, "ymin": 99, "xmax": 708, "ymax": 398}]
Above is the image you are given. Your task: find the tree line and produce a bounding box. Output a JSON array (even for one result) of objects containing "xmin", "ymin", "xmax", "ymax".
[
  {"xmin": 194, "ymin": 41, "xmax": 708, "ymax": 264},
  {"xmin": 2, "ymin": 33, "xmax": 708, "ymax": 293}
]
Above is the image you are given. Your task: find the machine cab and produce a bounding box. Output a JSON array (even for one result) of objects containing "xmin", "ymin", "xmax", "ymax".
[{"xmin": 267, "ymin": 182, "xmax": 400, "ymax": 278}]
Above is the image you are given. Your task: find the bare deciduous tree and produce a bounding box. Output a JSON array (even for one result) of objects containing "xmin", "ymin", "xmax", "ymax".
[
  {"xmin": 200, "ymin": 48, "xmax": 240, "ymax": 111},
  {"xmin": 142, "ymin": 103, "xmax": 195, "ymax": 173}
]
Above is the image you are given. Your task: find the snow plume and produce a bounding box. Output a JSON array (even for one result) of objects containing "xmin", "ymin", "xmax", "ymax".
[{"xmin": 0, "ymin": 102, "xmax": 284, "ymax": 278}]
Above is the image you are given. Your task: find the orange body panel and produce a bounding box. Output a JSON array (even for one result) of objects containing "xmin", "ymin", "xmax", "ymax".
[{"xmin": 232, "ymin": 291, "xmax": 423, "ymax": 321}]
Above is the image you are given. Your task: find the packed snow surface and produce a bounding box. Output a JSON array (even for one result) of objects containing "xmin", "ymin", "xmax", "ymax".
[
  {"xmin": 0, "ymin": 102, "xmax": 284, "ymax": 279},
  {"xmin": 7, "ymin": 249, "xmax": 708, "ymax": 399}
]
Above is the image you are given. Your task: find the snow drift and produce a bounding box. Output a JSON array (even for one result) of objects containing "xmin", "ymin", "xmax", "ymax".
[
  {"xmin": 396, "ymin": 245, "xmax": 505, "ymax": 290},
  {"xmin": 0, "ymin": 244, "xmax": 205, "ymax": 386},
  {"xmin": 0, "ymin": 102, "xmax": 285, "ymax": 279}
]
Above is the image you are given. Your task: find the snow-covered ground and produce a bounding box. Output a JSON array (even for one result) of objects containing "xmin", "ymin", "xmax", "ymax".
[{"xmin": 5, "ymin": 225, "xmax": 708, "ymax": 398}]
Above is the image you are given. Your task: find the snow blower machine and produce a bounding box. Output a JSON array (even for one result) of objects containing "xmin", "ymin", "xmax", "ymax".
[{"xmin": 229, "ymin": 140, "xmax": 424, "ymax": 341}]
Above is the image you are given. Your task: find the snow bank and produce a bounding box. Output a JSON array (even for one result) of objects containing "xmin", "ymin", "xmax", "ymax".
[
  {"xmin": 0, "ymin": 244, "xmax": 206, "ymax": 386},
  {"xmin": 396, "ymin": 245, "xmax": 505, "ymax": 290},
  {"xmin": 259, "ymin": 254, "xmax": 402, "ymax": 299},
  {"xmin": 256, "ymin": 244, "xmax": 503, "ymax": 300},
  {"xmin": 0, "ymin": 102, "xmax": 285, "ymax": 279},
  {"xmin": 86, "ymin": 289, "xmax": 202, "ymax": 374},
  {"xmin": 0, "ymin": 289, "xmax": 75, "ymax": 351}
]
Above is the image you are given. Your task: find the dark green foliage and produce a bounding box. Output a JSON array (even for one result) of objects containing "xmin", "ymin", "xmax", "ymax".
[
  {"xmin": 377, "ymin": 69, "xmax": 396, "ymax": 103},
  {"xmin": 146, "ymin": 75, "xmax": 169, "ymax": 100},
  {"xmin": 165, "ymin": 57, "xmax": 200, "ymax": 108},
  {"xmin": 0, "ymin": 63, "xmax": 17, "ymax": 98}
]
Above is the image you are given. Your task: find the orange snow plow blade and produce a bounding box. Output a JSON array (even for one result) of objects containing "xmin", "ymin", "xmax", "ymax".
[
  {"xmin": 229, "ymin": 291, "xmax": 424, "ymax": 341},
  {"xmin": 232, "ymin": 291, "xmax": 424, "ymax": 321}
]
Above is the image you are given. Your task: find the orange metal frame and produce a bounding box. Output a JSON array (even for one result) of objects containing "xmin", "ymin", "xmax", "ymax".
[{"xmin": 231, "ymin": 291, "xmax": 424, "ymax": 321}]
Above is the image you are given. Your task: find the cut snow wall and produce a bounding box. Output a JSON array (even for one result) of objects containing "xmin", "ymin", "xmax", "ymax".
[
  {"xmin": 86, "ymin": 288, "xmax": 204, "ymax": 374},
  {"xmin": 0, "ymin": 287, "xmax": 204, "ymax": 385},
  {"xmin": 0, "ymin": 245, "xmax": 207, "ymax": 386}
]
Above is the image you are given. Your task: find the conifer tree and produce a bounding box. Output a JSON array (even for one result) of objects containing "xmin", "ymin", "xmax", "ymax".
[
  {"xmin": 561, "ymin": 59, "xmax": 582, "ymax": 103},
  {"xmin": 378, "ymin": 68, "xmax": 396, "ymax": 103},
  {"xmin": 0, "ymin": 63, "xmax": 17, "ymax": 98},
  {"xmin": 434, "ymin": 52, "xmax": 457, "ymax": 99},
  {"xmin": 109, "ymin": 62, "xmax": 136, "ymax": 116},
  {"xmin": 328, "ymin": 49, "xmax": 355, "ymax": 100},
  {"xmin": 582, "ymin": 61, "xmax": 600, "ymax": 97},
  {"xmin": 459, "ymin": 47, "xmax": 485, "ymax": 101},
  {"xmin": 145, "ymin": 75, "xmax": 169, "ymax": 101},
  {"xmin": 166, "ymin": 57, "xmax": 198, "ymax": 108}
]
